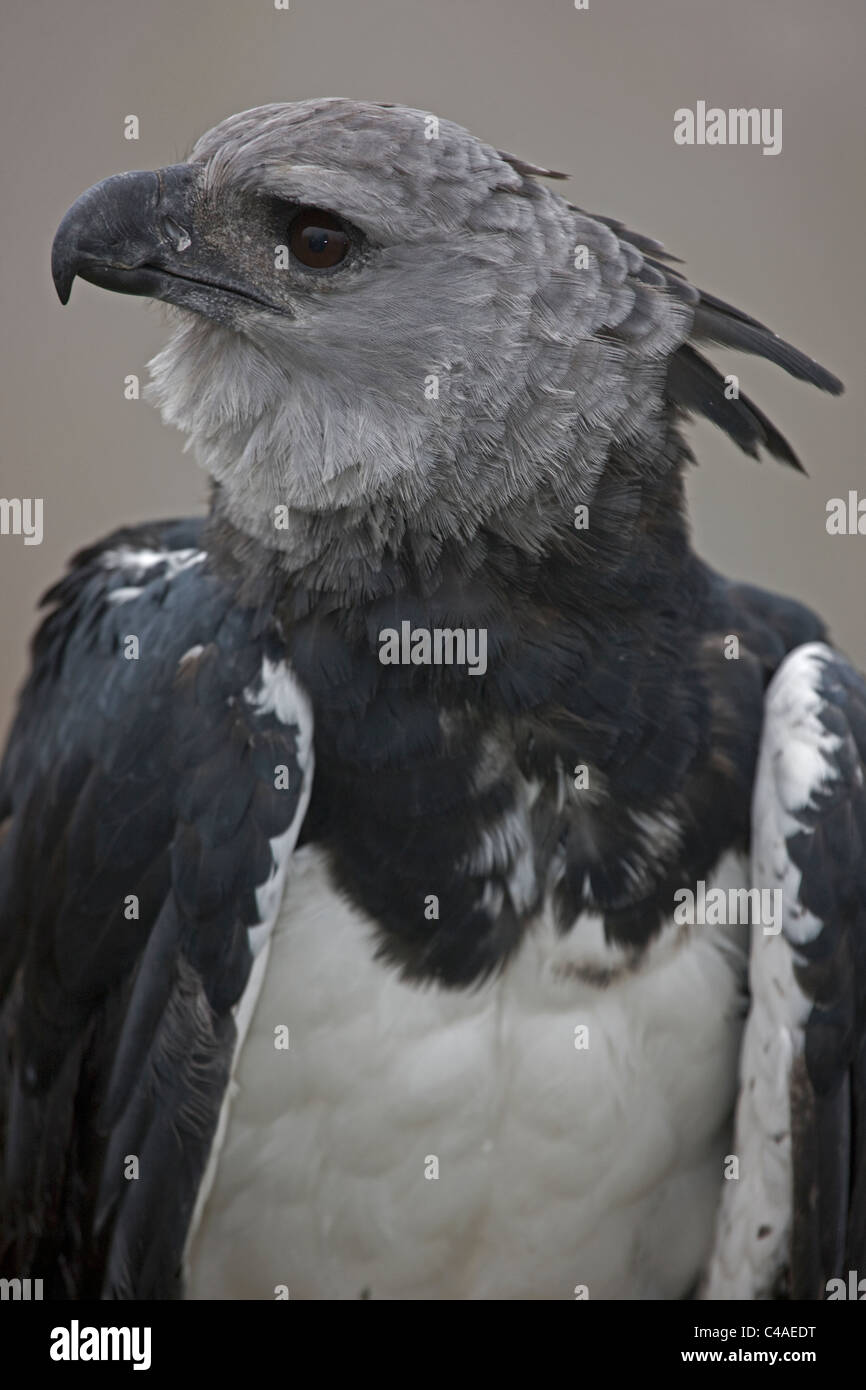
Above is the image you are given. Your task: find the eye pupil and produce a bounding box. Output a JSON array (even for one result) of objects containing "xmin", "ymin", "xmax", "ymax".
[{"xmin": 289, "ymin": 208, "xmax": 350, "ymax": 268}]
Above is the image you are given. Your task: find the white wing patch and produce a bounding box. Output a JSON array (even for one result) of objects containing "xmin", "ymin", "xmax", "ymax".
[
  {"xmin": 103, "ymin": 544, "xmax": 207, "ymax": 603},
  {"xmin": 244, "ymin": 658, "xmax": 315, "ymax": 955},
  {"xmin": 184, "ymin": 656, "xmax": 314, "ymax": 1263},
  {"xmin": 703, "ymin": 643, "xmax": 842, "ymax": 1299}
]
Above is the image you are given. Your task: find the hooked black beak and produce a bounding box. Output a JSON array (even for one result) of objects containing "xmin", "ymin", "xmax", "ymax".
[
  {"xmin": 51, "ymin": 164, "xmax": 283, "ymax": 318},
  {"xmin": 51, "ymin": 165, "xmax": 201, "ymax": 305}
]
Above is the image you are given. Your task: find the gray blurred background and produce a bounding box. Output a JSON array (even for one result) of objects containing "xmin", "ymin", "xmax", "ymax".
[{"xmin": 1, "ymin": 0, "xmax": 863, "ymax": 739}]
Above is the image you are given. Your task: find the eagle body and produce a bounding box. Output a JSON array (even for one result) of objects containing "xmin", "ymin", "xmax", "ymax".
[
  {"xmin": 187, "ymin": 843, "xmax": 748, "ymax": 1301},
  {"xmin": 2, "ymin": 99, "xmax": 865, "ymax": 1300}
]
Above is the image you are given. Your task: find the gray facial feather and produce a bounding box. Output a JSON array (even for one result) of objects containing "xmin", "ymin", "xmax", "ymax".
[{"xmin": 146, "ymin": 98, "xmax": 692, "ymax": 583}]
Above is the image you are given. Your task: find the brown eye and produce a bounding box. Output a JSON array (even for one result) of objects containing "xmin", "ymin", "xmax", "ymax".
[{"xmin": 288, "ymin": 209, "xmax": 350, "ymax": 268}]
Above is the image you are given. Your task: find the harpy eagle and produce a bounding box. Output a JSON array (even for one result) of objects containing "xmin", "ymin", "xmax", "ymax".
[{"xmin": 1, "ymin": 99, "xmax": 863, "ymax": 1301}]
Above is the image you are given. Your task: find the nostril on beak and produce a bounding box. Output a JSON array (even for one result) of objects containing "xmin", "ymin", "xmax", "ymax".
[{"xmin": 163, "ymin": 217, "xmax": 191, "ymax": 252}]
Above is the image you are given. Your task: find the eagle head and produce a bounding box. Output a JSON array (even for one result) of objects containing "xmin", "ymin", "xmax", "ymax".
[{"xmin": 51, "ymin": 99, "xmax": 689, "ymax": 582}]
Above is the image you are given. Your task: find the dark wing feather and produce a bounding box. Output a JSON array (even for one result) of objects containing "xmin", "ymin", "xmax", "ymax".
[
  {"xmin": 0, "ymin": 519, "xmax": 308, "ymax": 1297},
  {"xmin": 689, "ymin": 289, "xmax": 843, "ymax": 393},
  {"xmin": 574, "ymin": 205, "xmax": 843, "ymax": 466},
  {"xmin": 666, "ymin": 343, "xmax": 804, "ymax": 469}
]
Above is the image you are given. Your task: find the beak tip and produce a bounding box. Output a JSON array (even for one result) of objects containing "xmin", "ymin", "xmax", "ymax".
[{"xmin": 51, "ymin": 233, "xmax": 76, "ymax": 305}]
